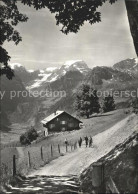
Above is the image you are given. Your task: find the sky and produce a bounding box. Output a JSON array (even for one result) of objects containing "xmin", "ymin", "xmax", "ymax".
[{"xmin": 4, "ymin": 0, "xmax": 137, "ymax": 70}]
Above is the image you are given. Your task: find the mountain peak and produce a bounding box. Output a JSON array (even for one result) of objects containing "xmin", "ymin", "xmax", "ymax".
[
  {"xmin": 45, "ymin": 67, "xmax": 59, "ymax": 73},
  {"xmin": 9, "ymin": 63, "xmax": 23, "ymax": 69},
  {"xmin": 113, "ymin": 58, "xmax": 138, "ymax": 72},
  {"xmin": 63, "ymin": 60, "xmax": 83, "ymax": 68},
  {"xmin": 27, "ymin": 69, "xmax": 35, "ymax": 73},
  {"xmin": 62, "ymin": 60, "xmax": 89, "ymax": 74}
]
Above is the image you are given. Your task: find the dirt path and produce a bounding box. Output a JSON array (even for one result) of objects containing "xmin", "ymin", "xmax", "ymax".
[{"xmin": 29, "ymin": 114, "xmax": 138, "ymax": 177}]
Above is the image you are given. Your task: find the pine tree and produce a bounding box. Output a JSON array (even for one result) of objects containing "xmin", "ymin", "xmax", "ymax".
[
  {"xmin": 75, "ymin": 84, "xmax": 100, "ymax": 118},
  {"xmin": 103, "ymin": 95, "xmax": 115, "ymax": 112}
]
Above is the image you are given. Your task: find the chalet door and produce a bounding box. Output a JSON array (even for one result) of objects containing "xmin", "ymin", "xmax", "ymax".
[{"xmin": 61, "ymin": 127, "xmax": 66, "ymax": 131}]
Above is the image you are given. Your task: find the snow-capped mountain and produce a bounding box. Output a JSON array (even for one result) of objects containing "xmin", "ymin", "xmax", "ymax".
[
  {"xmin": 9, "ymin": 63, "xmax": 23, "ymax": 69},
  {"xmin": 46, "ymin": 60, "xmax": 89, "ymax": 82},
  {"xmin": 62, "ymin": 60, "xmax": 89, "ymax": 73},
  {"xmin": 28, "ymin": 60, "xmax": 90, "ymax": 89},
  {"xmin": 113, "ymin": 58, "xmax": 138, "ymax": 73},
  {"xmin": 28, "ymin": 67, "xmax": 59, "ymax": 89},
  {"xmin": 9, "ymin": 63, "xmax": 40, "ymax": 85}
]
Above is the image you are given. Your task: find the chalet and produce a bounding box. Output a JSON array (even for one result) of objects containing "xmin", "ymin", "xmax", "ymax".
[{"xmin": 41, "ymin": 110, "xmax": 82, "ymax": 135}]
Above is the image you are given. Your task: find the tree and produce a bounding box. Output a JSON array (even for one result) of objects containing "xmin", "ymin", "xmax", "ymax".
[
  {"xmin": 27, "ymin": 127, "xmax": 38, "ymax": 142},
  {"xmin": 103, "ymin": 95, "xmax": 115, "ymax": 112},
  {"xmin": 0, "ymin": 0, "xmax": 28, "ymax": 79},
  {"xmin": 1, "ymin": 0, "xmax": 138, "ymax": 79},
  {"xmin": 75, "ymin": 84, "xmax": 100, "ymax": 118},
  {"xmin": 20, "ymin": 133, "xmax": 31, "ymax": 145},
  {"xmin": 21, "ymin": 0, "xmax": 138, "ymax": 55},
  {"xmin": 125, "ymin": 0, "xmax": 138, "ymax": 57},
  {"xmin": 20, "ymin": 127, "xmax": 38, "ymax": 145}
]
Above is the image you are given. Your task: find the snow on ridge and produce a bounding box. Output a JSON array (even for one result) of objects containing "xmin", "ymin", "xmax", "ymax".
[
  {"xmin": 49, "ymin": 75, "xmax": 59, "ymax": 82},
  {"xmin": 40, "ymin": 73, "xmax": 52, "ymax": 82},
  {"xmin": 46, "ymin": 67, "xmax": 58, "ymax": 72},
  {"xmin": 29, "ymin": 73, "xmax": 52, "ymax": 89},
  {"xmin": 40, "ymin": 70, "xmax": 45, "ymax": 73},
  {"xmin": 63, "ymin": 60, "xmax": 82, "ymax": 68},
  {"xmin": 28, "ymin": 69, "xmax": 34, "ymax": 73},
  {"xmin": 9, "ymin": 63, "xmax": 22, "ymax": 69}
]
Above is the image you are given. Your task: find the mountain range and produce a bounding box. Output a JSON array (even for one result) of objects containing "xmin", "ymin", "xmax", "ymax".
[{"xmin": 1, "ymin": 58, "xmax": 138, "ymax": 134}]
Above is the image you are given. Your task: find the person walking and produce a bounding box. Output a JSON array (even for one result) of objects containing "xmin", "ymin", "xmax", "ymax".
[
  {"xmin": 64, "ymin": 138, "xmax": 68, "ymax": 152},
  {"xmin": 78, "ymin": 137, "xmax": 82, "ymax": 148},
  {"xmin": 84, "ymin": 136, "xmax": 88, "ymax": 147},
  {"xmin": 89, "ymin": 136, "xmax": 93, "ymax": 147},
  {"xmin": 64, "ymin": 138, "xmax": 68, "ymax": 145}
]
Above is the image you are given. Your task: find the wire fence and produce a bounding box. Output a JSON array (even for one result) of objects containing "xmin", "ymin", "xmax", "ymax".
[
  {"xmin": 0, "ymin": 135, "xmax": 47, "ymax": 150},
  {"xmin": 1, "ymin": 141, "xmax": 78, "ymax": 183}
]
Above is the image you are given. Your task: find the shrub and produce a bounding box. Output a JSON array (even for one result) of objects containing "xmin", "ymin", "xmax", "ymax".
[
  {"xmin": 20, "ymin": 127, "xmax": 38, "ymax": 145},
  {"xmin": 103, "ymin": 95, "xmax": 115, "ymax": 112},
  {"xmin": 20, "ymin": 133, "xmax": 30, "ymax": 145},
  {"xmin": 27, "ymin": 128, "xmax": 38, "ymax": 142}
]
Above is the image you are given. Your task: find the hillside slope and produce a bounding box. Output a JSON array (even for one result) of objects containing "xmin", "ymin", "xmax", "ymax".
[
  {"xmin": 80, "ymin": 131, "xmax": 138, "ymax": 193},
  {"xmin": 0, "ymin": 74, "xmax": 39, "ymax": 133},
  {"xmin": 29, "ymin": 113, "xmax": 138, "ymax": 177}
]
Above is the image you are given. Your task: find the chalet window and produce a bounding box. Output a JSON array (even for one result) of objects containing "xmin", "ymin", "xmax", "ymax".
[
  {"xmin": 68, "ymin": 123, "xmax": 74, "ymax": 127},
  {"xmin": 61, "ymin": 121, "xmax": 66, "ymax": 124},
  {"xmin": 49, "ymin": 124, "xmax": 55, "ymax": 129}
]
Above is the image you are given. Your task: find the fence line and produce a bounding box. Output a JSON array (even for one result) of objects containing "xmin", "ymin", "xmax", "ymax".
[{"xmin": 1, "ymin": 141, "xmax": 78, "ymax": 181}]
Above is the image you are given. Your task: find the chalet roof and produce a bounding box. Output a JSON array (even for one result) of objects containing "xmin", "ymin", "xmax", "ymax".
[{"xmin": 41, "ymin": 110, "xmax": 82, "ymax": 125}]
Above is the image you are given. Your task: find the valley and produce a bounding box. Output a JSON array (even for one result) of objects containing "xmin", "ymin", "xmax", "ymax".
[
  {"xmin": 1, "ymin": 58, "xmax": 138, "ymax": 144},
  {"xmin": 29, "ymin": 113, "xmax": 137, "ymax": 177},
  {"xmin": 1, "ymin": 58, "xmax": 138, "ymax": 194}
]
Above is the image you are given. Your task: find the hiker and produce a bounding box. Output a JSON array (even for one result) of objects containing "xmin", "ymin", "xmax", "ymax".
[
  {"xmin": 78, "ymin": 137, "xmax": 82, "ymax": 148},
  {"xmin": 84, "ymin": 136, "xmax": 88, "ymax": 147},
  {"xmin": 89, "ymin": 136, "xmax": 93, "ymax": 147},
  {"xmin": 64, "ymin": 138, "xmax": 68, "ymax": 146}
]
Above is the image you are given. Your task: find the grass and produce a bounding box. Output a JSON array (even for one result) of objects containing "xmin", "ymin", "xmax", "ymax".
[
  {"xmin": 0, "ymin": 109, "xmax": 129, "ymax": 180},
  {"xmin": 31, "ymin": 109, "xmax": 128, "ymax": 148}
]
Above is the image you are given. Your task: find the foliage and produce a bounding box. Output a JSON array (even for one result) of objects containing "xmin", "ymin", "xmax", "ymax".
[
  {"xmin": 0, "ymin": 0, "xmax": 28, "ymax": 79},
  {"xmin": 21, "ymin": 0, "xmax": 138, "ymax": 57},
  {"xmin": 1, "ymin": 0, "xmax": 137, "ymax": 79},
  {"xmin": 75, "ymin": 84, "xmax": 100, "ymax": 118},
  {"xmin": 103, "ymin": 95, "xmax": 115, "ymax": 112},
  {"xmin": 21, "ymin": 0, "xmax": 117, "ymax": 34},
  {"xmin": 20, "ymin": 127, "xmax": 38, "ymax": 145},
  {"xmin": 0, "ymin": 0, "xmax": 118, "ymax": 79}
]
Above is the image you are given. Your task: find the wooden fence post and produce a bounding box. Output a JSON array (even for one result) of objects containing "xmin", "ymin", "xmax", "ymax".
[
  {"xmin": 28, "ymin": 151, "xmax": 31, "ymax": 168},
  {"xmin": 92, "ymin": 162, "xmax": 105, "ymax": 193},
  {"xmin": 66, "ymin": 144, "xmax": 68, "ymax": 152},
  {"xmin": 51, "ymin": 145, "xmax": 53, "ymax": 157},
  {"xmin": 13, "ymin": 155, "xmax": 16, "ymax": 176},
  {"xmin": 41, "ymin": 146, "xmax": 43, "ymax": 161},
  {"xmin": 74, "ymin": 143, "xmax": 75, "ymax": 150},
  {"xmin": 58, "ymin": 144, "xmax": 60, "ymax": 154}
]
